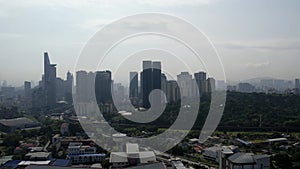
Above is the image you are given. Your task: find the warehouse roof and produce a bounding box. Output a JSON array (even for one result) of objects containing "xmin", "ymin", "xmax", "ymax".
[{"xmin": 0, "ymin": 117, "xmax": 35, "ymax": 127}]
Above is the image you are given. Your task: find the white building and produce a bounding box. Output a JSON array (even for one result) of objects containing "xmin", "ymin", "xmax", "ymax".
[
  {"xmin": 171, "ymin": 160, "xmax": 188, "ymax": 169},
  {"xmin": 110, "ymin": 143, "xmax": 156, "ymax": 168}
]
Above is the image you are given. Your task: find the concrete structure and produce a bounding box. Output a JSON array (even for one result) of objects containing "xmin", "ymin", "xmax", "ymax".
[
  {"xmin": 0, "ymin": 117, "xmax": 40, "ymax": 133},
  {"xmin": 171, "ymin": 160, "xmax": 188, "ymax": 169},
  {"xmin": 203, "ymin": 145, "xmax": 238, "ymax": 162},
  {"xmin": 129, "ymin": 72, "xmax": 139, "ymax": 106},
  {"xmin": 166, "ymin": 80, "xmax": 180, "ymax": 103},
  {"xmin": 141, "ymin": 61, "xmax": 161, "ymax": 109},
  {"xmin": 25, "ymin": 152, "xmax": 52, "ymax": 161},
  {"xmin": 177, "ymin": 72, "xmax": 193, "ymax": 98},
  {"xmin": 95, "ymin": 70, "xmax": 112, "ymax": 104},
  {"xmin": 194, "ymin": 71, "xmax": 207, "ymax": 96},
  {"xmin": 295, "ymin": 78, "xmax": 299, "ymax": 94},
  {"xmin": 122, "ymin": 162, "xmax": 166, "ymax": 169},
  {"xmin": 220, "ymin": 153, "xmax": 270, "ymax": 169},
  {"xmin": 43, "ymin": 52, "xmax": 57, "ymax": 107},
  {"xmin": 67, "ymin": 142, "xmax": 105, "ymax": 164},
  {"xmin": 110, "ymin": 143, "xmax": 156, "ymax": 168},
  {"xmin": 24, "ymin": 81, "xmax": 31, "ymax": 98},
  {"xmin": 207, "ymin": 77, "xmax": 216, "ymax": 93}
]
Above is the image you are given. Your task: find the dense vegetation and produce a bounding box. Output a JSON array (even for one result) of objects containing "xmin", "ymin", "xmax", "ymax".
[
  {"xmin": 220, "ymin": 92, "xmax": 300, "ymax": 131},
  {"xmin": 0, "ymin": 106, "xmax": 22, "ymax": 119},
  {"xmin": 105, "ymin": 92, "xmax": 300, "ymax": 132}
]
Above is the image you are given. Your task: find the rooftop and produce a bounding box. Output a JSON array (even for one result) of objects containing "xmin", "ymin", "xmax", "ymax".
[
  {"xmin": 0, "ymin": 117, "xmax": 35, "ymax": 127},
  {"xmin": 227, "ymin": 153, "xmax": 270, "ymax": 164}
]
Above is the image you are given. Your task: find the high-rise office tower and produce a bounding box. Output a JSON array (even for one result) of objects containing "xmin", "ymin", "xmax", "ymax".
[
  {"xmin": 206, "ymin": 77, "xmax": 216, "ymax": 93},
  {"xmin": 194, "ymin": 71, "xmax": 207, "ymax": 96},
  {"xmin": 142, "ymin": 61, "xmax": 153, "ymax": 109},
  {"xmin": 177, "ymin": 72, "xmax": 193, "ymax": 97},
  {"xmin": 161, "ymin": 73, "xmax": 167, "ymax": 96},
  {"xmin": 295, "ymin": 79, "xmax": 300, "ymax": 94},
  {"xmin": 295, "ymin": 79, "xmax": 300, "ymax": 89},
  {"xmin": 152, "ymin": 61, "xmax": 161, "ymax": 90},
  {"xmin": 65, "ymin": 71, "xmax": 73, "ymax": 104},
  {"xmin": 141, "ymin": 61, "xmax": 162, "ymax": 109},
  {"xmin": 76, "ymin": 70, "xmax": 88, "ymax": 102},
  {"xmin": 95, "ymin": 71, "xmax": 112, "ymax": 104},
  {"xmin": 66, "ymin": 71, "xmax": 73, "ymax": 94},
  {"xmin": 24, "ymin": 81, "xmax": 31, "ymax": 98},
  {"xmin": 129, "ymin": 72, "xmax": 139, "ymax": 99},
  {"xmin": 166, "ymin": 80, "xmax": 180, "ymax": 103},
  {"xmin": 43, "ymin": 52, "xmax": 57, "ymax": 107}
]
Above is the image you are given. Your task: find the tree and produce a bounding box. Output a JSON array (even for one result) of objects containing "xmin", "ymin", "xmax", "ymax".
[{"xmin": 273, "ymin": 152, "xmax": 292, "ymax": 169}]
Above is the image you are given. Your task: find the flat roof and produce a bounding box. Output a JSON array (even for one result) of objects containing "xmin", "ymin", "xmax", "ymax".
[
  {"xmin": 26, "ymin": 152, "xmax": 51, "ymax": 158},
  {"xmin": 126, "ymin": 143, "xmax": 139, "ymax": 153},
  {"xmin": 228, "ymin": 153, "xmax": 255, "ymax": 164},
  {"xmin": 0, "ymin": 117, "xmax": 35, "ymax": 127},
  {"xmin": 25, "ymin": 166, "xmax": 89, "ymax": 169},
  {"xmin": 18, "ymin": 160, "xmax": 51, "ymax": 165},
  {"xmin": 126, "ymin": 162, "xmax": 166, "ymax": 169},
  {"xmin": 267, "ymin": 138, "xmax": 288, "ymax": 142}
]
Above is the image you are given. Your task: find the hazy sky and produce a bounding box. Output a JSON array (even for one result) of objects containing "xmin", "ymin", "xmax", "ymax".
[{"xmin": 0, "ymin": 0, "xmax": 299, "ymax": 86}]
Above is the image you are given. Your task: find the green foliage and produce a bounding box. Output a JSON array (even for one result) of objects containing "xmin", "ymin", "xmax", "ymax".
[
  {"xmin": 220, "ymin": 92, "xmax": 300, "ymax": 130},
  {"xmin": 2, "ymin": 133, "xmax": 21, "ymax": 147},
  {"xmin": 0, "ymin": 106, "xmax": 22, "ymax": 119},
  {"xmin": 273, "ymin": 152, "xmax": 292, "ymax": 169}
]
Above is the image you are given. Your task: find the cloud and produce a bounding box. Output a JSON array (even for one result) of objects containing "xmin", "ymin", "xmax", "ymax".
[
  {"xmin": 0, "ymin": 33, "xmax": 24, "ymax": 39},
  {"xmin": 137, "ymin": 0, "xmax": 216, "ymax": 7},
  {"xmin": 216, "ymin": 39, "xmax": 300, "ymax": 51},
  {"xmin": 78, "ymin": 18, "xmax": 112, "ymax": 31},
  {"xmin": 0, "ymin": 0, "xmax": 215, "ymax": 10},
  {"xmin": 246, "ymin": 62, "xmax": 270, "ymax": 68}
]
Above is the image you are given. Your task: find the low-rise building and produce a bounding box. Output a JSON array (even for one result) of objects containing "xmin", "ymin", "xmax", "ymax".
[
  {"xmin": 203, "ymin": 145, "xmax": 238, "ymax": 162},
  {"xmin": 220, "ymin": 152, "xmax": 270, "ymax": 169},
  {"xmin": 171, "ymin": 160, "xmax": 188, "ymax": 169},
  {"xmin": 66, "ymin": 142, "xmax": 105, "ymax": 164},
  {"xmin": 25, "ymin": 152, "xmax": 52, "ymax": 161},
  {"xmin": 110, "ymin": 143, "xmax": 156, "ymax": 168},
  {"xmin": 0, "ymin": 117, "xmax": 41, "ymax": 133}
]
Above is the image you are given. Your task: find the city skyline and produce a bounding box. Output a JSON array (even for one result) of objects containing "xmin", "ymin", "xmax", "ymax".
[{"xmin": 1, "ymin": 0, "xmax": 300, "ymax": 86}]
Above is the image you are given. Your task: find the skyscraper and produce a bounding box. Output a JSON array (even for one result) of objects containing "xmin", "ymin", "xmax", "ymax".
[
  {"xmin": 194, "ymin": 71, "xmax": 207, "ymax": 96},
  {"xmin": 166, "ymin": 80, "xmax": 180, "ymax": 103},
  {"xmin": 66, "ymin": 71, "xmax": 73, "ymax": 94},
  {"xmin": 295, "ymin": 79, "xmax": 300, "ymax": 89},
  {"xmin": 206, "ymin": 77, "xmax": 216, "ymax": 93},
  {"xmin": 142, "ymin": 61, "xmax": 153, "ymax": 109},
  {"xmin": 177, "ymin": 72, "xmax": 193, "ymax": 97},
  {"xmin": 152, "ymin": 61, "xmax": 161, "ymax": 90},
  {"xmin": 295, "ymin": 78, "xmax": 300, "ymax": 94},
  {"xmin": 161, "ymin": 73, "xmax": 167, "ymax": 96},
  {"xmin": 129, "ymin": 72, "xmax": 139, "ymax": 99},
  {"xmin": 24, "ymin": 81, "xmax": 31, "ymax": 98},
  {"xmin": 43, "ymin": 52, "xmax": 57, "ymax": 107},
  {"xmin": 95, "ymin": 71, "xmax": 112, "ymax": 104},
  {"xmin": 141, "ymin": 61, "xmax": 162, "ymax": 109}
]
